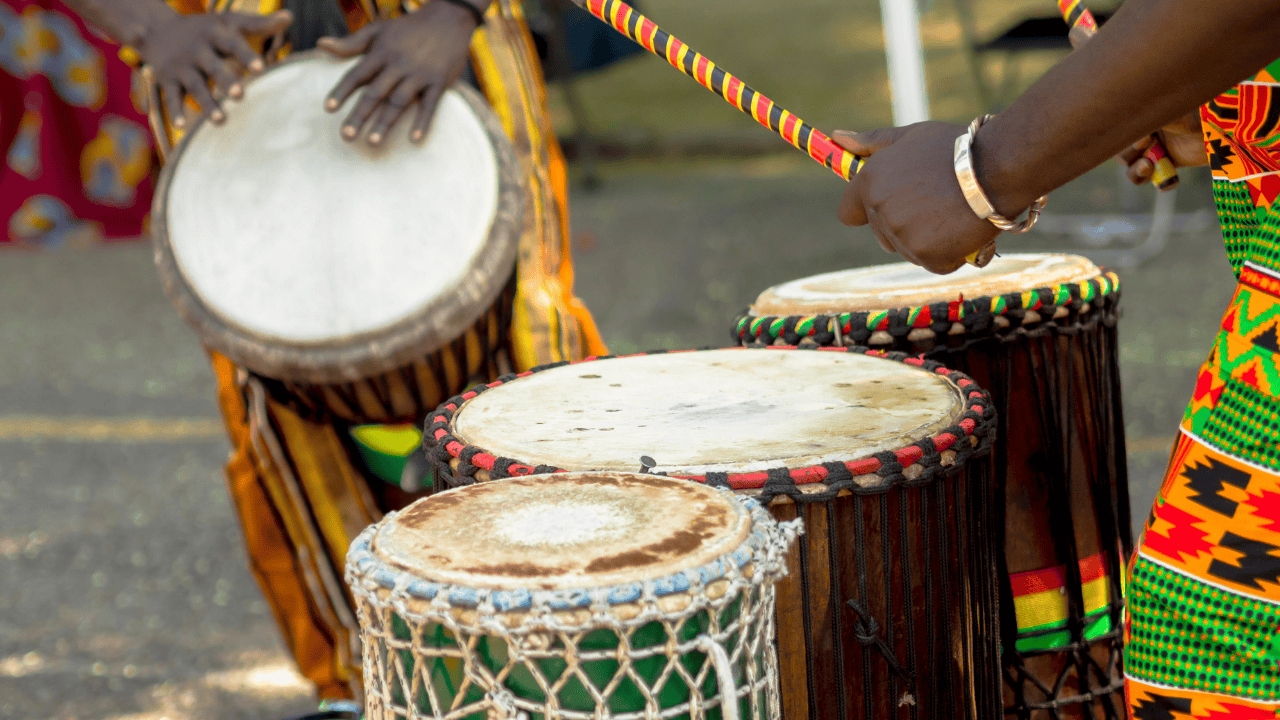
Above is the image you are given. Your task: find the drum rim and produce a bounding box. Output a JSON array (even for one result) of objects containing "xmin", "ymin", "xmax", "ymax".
[
  {"xmin": 150, "ymin": 51, "xmax": 523, "ymax": 384},
  {"xmin": 734, "ymin": 268, "xmax": 1120, "ymax": 347},
  {"xmin": 747, "ymin": 253, "xmax": 1105, "ymax": 315},
  {"xmin": 423, "ymin": 346, "xmax": 995, "ymax": 502},
  {"xmin": 345, "ymin": 474, "xmax": 796, "ymax": 613}
]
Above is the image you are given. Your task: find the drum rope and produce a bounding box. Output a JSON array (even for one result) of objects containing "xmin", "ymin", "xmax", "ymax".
[
  {"xmin": 824, "ymin": 501, "xmax": 849, "ymax": 720},
  {"xmin": 796, "ymin": 518, "xmax": 820, "ymax": 717},
  {"xmin": 733, "ymin": 272, "xmax": 1121, "ymax": 350},
  {"xmin": 693, "ymin": 635, "xmax": 741, "ymax": 720},
  {"xmin": 992, "ymin": 332, "xmax": 1126, "ymax": 717},
  {"xmin": 853, "ymin": 496, "xmax": 873, "ymax": 720},
  {"xmin": 917, "ymin": 484, "xmax": 939, "ymax": 720},
  {"xmin": 897, "ymin": 496, "xmax": 921, "ymax": 720},
  {"xmin": 348, "ymin": 500, "xmax": 803, "ymax": 720},
  {"xmin": 844, "ymin": 598, "xmax": 914, "ymax": 684},
  {"xmin": 933, "ymin": 479, "xmax": 959, "ymax": 720}
]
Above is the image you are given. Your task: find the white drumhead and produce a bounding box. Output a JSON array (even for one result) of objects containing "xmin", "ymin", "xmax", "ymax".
[
  {"xmin": 452, "ymin": 349, "xmax": 964, "ymax": 476},
  {"xmin": 163, "ymin": 55, "xmax": 501, "ymax": 344},
  {"xmin": 751, "ymin": 253, "xmax": 1101, "ymax": 316},
  {"xmin": 373, "ymin": 472, "xmax": 751, "ymax": 590}
]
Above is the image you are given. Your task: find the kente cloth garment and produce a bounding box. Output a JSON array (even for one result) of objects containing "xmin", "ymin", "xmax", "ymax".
[
  {"xmin": 146, "ymin": 0, "xmax": 606, "ymax": 700},
  {"xmin": 1124, "ymin": 58, "xmax": 1280, "ymax": 719},
  {"xmin": 0, "ymin": 0, "xmax": 155, "ymax": 245}
]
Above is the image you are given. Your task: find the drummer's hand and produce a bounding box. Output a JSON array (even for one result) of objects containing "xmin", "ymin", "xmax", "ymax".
[
  {"xmin": 832, "ymin": 124, "xmax": 1001, "ymax": 275},
  {"xmin": 1121, "ymin": 111, "xmax": 1208, "ymax": 185},
  {"xmin": 317, "ymin": 1, "xmax": 478, "ymax": 145},
  {"xmin": 137, "ymin": 10, "xmax": 293, "ymax": 128}
]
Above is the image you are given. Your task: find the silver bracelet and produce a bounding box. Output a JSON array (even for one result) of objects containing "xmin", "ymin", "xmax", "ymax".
[{"xmin": 953, "ymin": 114, "xmax": 1047, "ymax": 234}]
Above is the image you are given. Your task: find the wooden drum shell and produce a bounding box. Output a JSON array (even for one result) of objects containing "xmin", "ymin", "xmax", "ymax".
[
  {"xmin": 737, "ymin": 266, "xmax": 1130, "ymax": 719},
  {"xmin": 422, "ymin": 347, "xmax": 1004, "ymax": 720}
]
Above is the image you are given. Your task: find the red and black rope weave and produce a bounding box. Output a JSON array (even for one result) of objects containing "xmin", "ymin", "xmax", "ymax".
[{"xmin": 423, "ymin": 346, "xmax": 996, "ymax": 505}]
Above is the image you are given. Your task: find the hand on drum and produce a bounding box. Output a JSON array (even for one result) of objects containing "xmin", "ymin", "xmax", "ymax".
[
  {"xmin": 832, "ymin": 123, "xmax": 1002, "ymax": 275},
  {"xmin": 1119, "ymin": 111, "xmax": 1208, "ymax": 185},
  {"xmin": 138, "ymin": 10, "xmax": 294, "ymax": 128},
  {"xmin": 317, "ymin": 1, "xmax": 478, "ymax": 146}
]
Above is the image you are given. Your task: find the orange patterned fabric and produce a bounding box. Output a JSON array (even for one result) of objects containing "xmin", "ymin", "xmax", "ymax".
[
  {"xmin": 181, "ymin": 1, "xmax": 605, "ymax": 701},
  {"xmin": 1126, "ymin": 676, "xmax": 1280, "ymax": 720},
  {"xmin": 211, "ymin": 352, "xmax": 355, "ymax": 698},
  {"xmin": 1125, "ymin": 61, "xmax": 1280, "ymax": 719}
]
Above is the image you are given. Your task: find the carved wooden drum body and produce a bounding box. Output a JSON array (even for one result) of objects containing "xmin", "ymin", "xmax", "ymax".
[
  {"xmin": 423, "ymin": 347, "xmax": 1001, "ymax": 720},
  {"xmin": 738, "ymin": 254, "xmax": 1131, "ymax": 719},
  {"xmin": 152, "ymin": 54, "xmax": 523, "ymax": 424}
]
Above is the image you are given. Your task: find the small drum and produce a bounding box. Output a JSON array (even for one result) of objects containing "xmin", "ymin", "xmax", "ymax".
[
  {"xmin": 422, "ymin": 346, "xmax": 1001, "ymax": 720},
  {"xmin": 345, "ymin": 470, "xmax": 800, "ymax": 719},
  {"xmin": 152, "ymin": 53, "xmax": 523, "ymax": 424},
  {"xmin": 736, "ymin": 254, "xmax": 1131, "ymax": 718}
]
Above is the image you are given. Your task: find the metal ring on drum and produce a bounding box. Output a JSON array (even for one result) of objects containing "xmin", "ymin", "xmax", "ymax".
[
  {"xmin": 345, "ymin": 471, "xmax": 801, "ymax": 720},
  {"xmin": 151, "ymin": 52, "xmax": 524, "ymax": 424}
]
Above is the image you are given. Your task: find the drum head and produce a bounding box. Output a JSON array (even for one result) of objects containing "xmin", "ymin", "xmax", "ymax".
[
  {"xmin": 751, "ymin": 253, "xmax": 1101, "ymax": 316},
  {"xmin": 450, "ymin": 348, "xmax": 965, "ymax": 476},
  {"xmin": 371, "ymin": 472, "xmax": 751, "ymax": 590},
  {"xmin": 153, "ymin": 53, "xmax": 522, "ymax": 383}
]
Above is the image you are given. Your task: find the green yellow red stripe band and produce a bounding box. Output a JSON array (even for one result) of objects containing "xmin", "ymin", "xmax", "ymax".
[
  {"xmin": 1010, "ymin": 551, "xmax": 1116, "ymax": 651},
  {"xmin": 735, "ymin": 271, "xmax": 1121, "ymax": 345}
]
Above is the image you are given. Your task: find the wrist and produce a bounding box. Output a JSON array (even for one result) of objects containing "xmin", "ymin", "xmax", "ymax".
[
  {"xmin": 969, "ymin": 118, "xmax": 1040, "ymax": 219},
  {"xmin": 125, "ymin": 3, "xmax": 178, "ymax": 56}
]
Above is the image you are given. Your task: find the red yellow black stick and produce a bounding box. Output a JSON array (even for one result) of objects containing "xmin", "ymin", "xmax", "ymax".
[
  {"xmin": 1059, "ymin": 0, "xmax": 1179, "ymax": 190},
  {"xmin": 570, "ymin": 0, "xmax": 998, "ymax": 266},
  {"xmin": 577, "ymin": 0, "xmax": 860, "ymax": 181}
]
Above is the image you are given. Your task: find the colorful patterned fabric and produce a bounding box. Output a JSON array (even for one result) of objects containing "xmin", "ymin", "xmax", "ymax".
[
  {"xmin": 349, "ymin": 424, "xmax": 423, "ymax": 488},
  {"xmin": 0, "ymin": 0, "xmax": 155, "ymax": 245},
  {"xmin": 1202, "ymin": 58, "xmax": 1280, "ymax": 276},
  {"xmin": 1125, "ymin": 61, "xmax": 1280, "ymax": 718}
]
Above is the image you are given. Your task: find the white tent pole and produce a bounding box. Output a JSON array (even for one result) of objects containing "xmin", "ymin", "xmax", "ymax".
[{"xmin": 879, "ymin": 0, "xmax": 931, "ymax": 125}]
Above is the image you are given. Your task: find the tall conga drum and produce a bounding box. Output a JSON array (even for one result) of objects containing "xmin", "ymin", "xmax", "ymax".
[
  {"xmin": 151, "ymin": 52, "xmax": 524, "ymax": 425},
  {"xmin": 422, "ymin": 346, "xmax": 1001, "ymax": 720},
  {"xmin": 735, "ymin": 254, "xmax": 1130, "ymax": 718},
  {"xmin": 346, "ymin": 470, "xmax": 801, "ymax": 719}
]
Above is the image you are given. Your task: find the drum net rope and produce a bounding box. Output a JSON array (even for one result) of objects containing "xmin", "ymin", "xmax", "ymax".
[{"xmin": 348, "ymin": 497, "xmax": 802, "ymax": 720}]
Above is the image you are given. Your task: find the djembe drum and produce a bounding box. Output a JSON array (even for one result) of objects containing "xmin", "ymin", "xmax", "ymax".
[
  {"xmin": 422, "ymin": 346, "xmax": 1001, "ymax": 720},
  {"xmin": 735, "ymin": 253, "xmax": 1130, "ymax": 718},
  {"xmin": 345, "ymin": 470, "xmax": 800, "ymax": 719},
  {"xmin": 151, "ymin": 53, "xmax": 523, "ymax": 424}
]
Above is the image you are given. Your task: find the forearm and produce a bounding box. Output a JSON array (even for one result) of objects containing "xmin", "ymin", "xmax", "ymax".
[
  {"xmin": 977, "ymin": 0, "xmax": 1280, "ymax": 215},
  {"xmin": 63, "ymin": 0, "xmax": 177, "ymax": 47}
]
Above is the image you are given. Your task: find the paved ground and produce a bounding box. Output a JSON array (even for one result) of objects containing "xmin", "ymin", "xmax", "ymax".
[{"xmin": 0, "ymin": 157, "xmax": 1239, "ymax": 719}]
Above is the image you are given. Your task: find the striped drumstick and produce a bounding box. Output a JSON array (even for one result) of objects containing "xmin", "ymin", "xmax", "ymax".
[
  {"xmin": 1059, "ymin": 0, "xmax": 1179, "ymax": 190},
  {"xmin": 568, "ymin": 0, "xmax": 995, "ymax": 267}
]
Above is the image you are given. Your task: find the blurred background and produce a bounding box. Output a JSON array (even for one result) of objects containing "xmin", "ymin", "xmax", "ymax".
[{"xmin": 0, "ymin": 0, "xmax": 1236, "ymax": 717}]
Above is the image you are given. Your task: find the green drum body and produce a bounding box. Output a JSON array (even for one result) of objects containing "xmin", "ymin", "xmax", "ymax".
[{"xmin": 346, "ymin": 472, "xmax": 800, "ymax": 720}]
